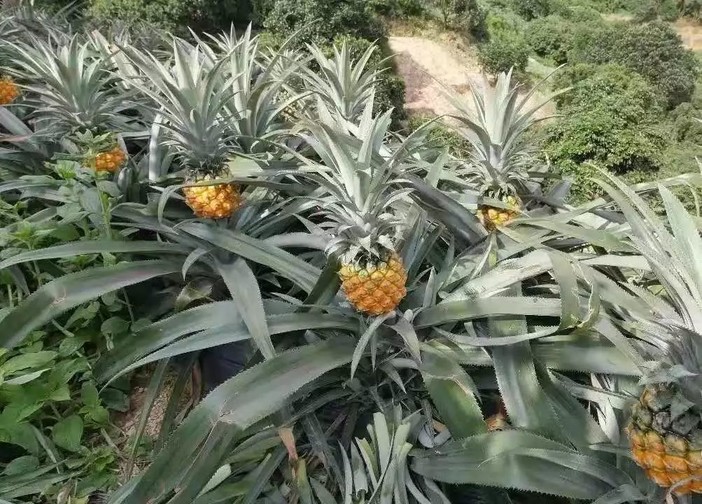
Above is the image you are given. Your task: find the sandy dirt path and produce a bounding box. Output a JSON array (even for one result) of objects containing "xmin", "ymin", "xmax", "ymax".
[{"xmin": 387, "ymin": 35, "xmax": 554, "ymax": 120}]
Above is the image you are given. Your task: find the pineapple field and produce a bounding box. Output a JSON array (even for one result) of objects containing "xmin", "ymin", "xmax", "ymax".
[{"xmin": 2, "ymin": 1, "xmax": 702, "ymax": 503}]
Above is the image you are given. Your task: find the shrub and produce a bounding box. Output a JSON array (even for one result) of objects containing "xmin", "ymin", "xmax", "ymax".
[
  {"xmin": 670, "ymin": 103, "xmax": 702, "ymax": 144},
  {"xmin": 435, "ymin": 0, "xmax": 488, "ymax": 38},
  {"xmin": 568, "ymin": 21, "xmax": 699, "ymax": 108},
  {"xmin": 567, "ymin": 21, "xmax": 619, "ymax": 64},
  {"xmin": 634, "ymin": 0, "xmax": 679, "ymax": 21},
  {"xmin": 88, "ymin": 0, "xmax": 249, "ymax": 33},
  {"xmin": 485, "ymin": 8, "xmax": 525, "ymax": 39},
  {"xmin": 525, "ymin": 15, "xmax": 573, "ymax": 64},
  {"xmin": 682, "ymin": 0, "xmax": 702, "ymax": 19},
  {"xmin": 510, "ymin": 0, "xmax": 551, "ymax": 19},
  {"xmin": 542, "ymin": 65, "xmax": 669, "ymax": 201},
  {"xmin": 261, "ymin": 0, "xmax": 383, "ymax": 45},
  {"xmin": 612, "ymin": 22, "xmax": 699, "ymax": 108},
  {"xmin": 369, "ymin": 0, "xmax": 425, "ymax": 17},
  {"xmin": 376, "ymin": 73, "xmax": 407, "ymax": 124},
  {"xmin": 478, "ymin": 34, "xmax": 530, "ymax": 74},
  {"xmin": 562, "ymin": 5, "xmax": 602, "ymax": 21},
  {"xmin": 552, "ymin": 63, "xmax": 663, "ymax": 110}
]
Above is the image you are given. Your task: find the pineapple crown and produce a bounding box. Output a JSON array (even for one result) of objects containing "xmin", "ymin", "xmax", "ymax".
[
  {"xmin": 445, "ymin": 69, "xmax": 567, "ymax": 199},
  {"xmin": 6, "ymin": 34, "xmax": 135, "ymax": 136},
  {"xmin": 305, "ymin": 39, "xmax": 385, "ymax": 122},
  {"xmin": 120, "ymin": 38, "xmax": 237, "ymax": 173},
  {"xmin": 295, "ymin": 98, "xmax": 423, "ymax": 262}
]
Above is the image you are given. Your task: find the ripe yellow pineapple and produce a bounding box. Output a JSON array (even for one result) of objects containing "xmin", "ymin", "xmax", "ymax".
[
  {"xmin": 338, "ymin": 252, "xmax": 407, "ymax": 316},
  {"xmin": 601, "ymin": 181, "xmax": 702, "ymax": 496},
  {"xmin": 627, "ymin": 375, "xmax": 702, "ymax": 494},
  {"xmin": 478, "ymin": 194, "xmax": 522, "ymax": 231},
  {"xmin": 75, "ymin": 131, "xmax": 127, "ymax": 174},
  {"xmin": 296, "ymin": 97, "xmax": 413, "ymax": 316},
  {"xmin": 183, "ymin": 175, "xmax": 242, "ymax": 220},
  {"xmin": 89, "ymin": 146, "xmax": 127, "ymax": 173},
  {"xmin": 0, "ymin": 76, "xmax": 19, "ymax": 106}
]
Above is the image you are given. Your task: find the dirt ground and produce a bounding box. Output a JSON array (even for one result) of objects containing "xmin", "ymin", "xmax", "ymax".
[
  {"xmin": 675, "ymin": 19, "xmax": 702, "ymax": 51},
  {"xmin": 387, "ymin": 35, "xmax": 555, "ymax": 120}
]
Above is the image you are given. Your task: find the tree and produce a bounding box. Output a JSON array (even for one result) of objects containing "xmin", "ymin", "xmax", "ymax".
[
  {"xmin": 262, "ymin": 0, "xmax": 383, "ymax": 45},
  {"xmin": 435, "ymin": 0, "xmax": 487, "ymax": 38},
  {"xmin": 510, "ymin": 0, "xmax": 550, "ymax": 19},
  {"xmin": 613, "ymin": 21, "xmax": 699, "ymax": 108},
  {"xmin": 543, "ymin": 64, "xmax": 668, "ymax": 201}
]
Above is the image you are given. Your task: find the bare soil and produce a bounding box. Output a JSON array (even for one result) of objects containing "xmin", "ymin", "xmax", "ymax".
[
  {"xmin": 113, "ymin": 367, "xmax": 197, "ymax": 481},
  {"xmin": 387, "ymin": 35, "xmax": 555, "ymax": 120},
  {"xmin": 675, "ymin": 19, "xmax": 702, "ymax": 51}
]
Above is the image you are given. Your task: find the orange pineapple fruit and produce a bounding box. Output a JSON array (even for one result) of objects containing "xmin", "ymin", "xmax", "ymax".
[
  {"xmin": 183, "ymin": 175, "xmax": 242, "ymax": 220},
  {"xmin": 627, "ymin": 386, "xmax": 702, "ymax": 495},
  {"xmin": 338, "ymin": 253, "xmax": 407, "ymax": 316},
  {"xmin": 478, "ymin": 194, "xmax": 521, "ymax": 231},
  {"xmin": 0, "ymin": 77, "xmax": 19, "ymax": 106},
  {"xmin": 89, "ymin": 146, "xmax": 127, "ymax": 173}
]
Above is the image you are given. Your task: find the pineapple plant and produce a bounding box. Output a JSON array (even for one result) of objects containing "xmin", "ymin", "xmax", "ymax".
[
  {"xmin": 120, "ymin": 40, "xmax": 241, "ymax": 219},
  {"xmin": 595, "ymin": 176, "xmax": 702, "ymax": 495},
  {"xmin": 298, "ymin": 99, "xmax": 413, "ymax": 316},
  {"xmin": 5, "ymin": 35, "xmax": 137, "ymax": 170},
  {"xmin": 445, "ymin": 69, "xmax": 566, "ymax": 231},
  {"xmin": 0, "ymin": 76, "xmax": 19, "ymax": 105},
  {"xmin": 473, "ymin": 167, "xmax": 525, "ymax": 231}
]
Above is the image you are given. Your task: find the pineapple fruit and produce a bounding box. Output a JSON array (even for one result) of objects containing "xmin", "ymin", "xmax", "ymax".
[
  {"xmin": 75, "ymin": 131, "xmax": 127, "ymax": 173},
  {"xmin": 338, "ymin": 252, "xmax": 407, "ymax": 316},
  {"xmin": 296, "ymin": 98, "xmax": 411, "ymax": 316},
  {"xmin": 0, "ymin": 76, "xmax": 19, "ymax": 105},
  {"xmin": 183, "ymin": 175, "xmax": 242, "ymax": 220},
  {"xmin": 478, "ymin": 194, "xmax": 522, "ymax": 231},
  {"xmin": 628, "ymin": 385, "xmax": 702, "ymax": 494},
  {"xmin": 88, "ymin": 146, "xmax": 127, "ymax": 173}
]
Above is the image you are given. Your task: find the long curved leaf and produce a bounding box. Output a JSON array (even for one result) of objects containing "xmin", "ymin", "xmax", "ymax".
[
  {"xmin": 411, "ymin": 431, "xmax": 631, "ymax": 500},
  {"xmin": 0, "ymin": 260, "xmax": 180, "ymax": 350},
  {"xmin": 0, "ymin": 241, "xmax": 190, "ymax": 270},
  {"xmin": 110, "ymin": 338, "xmax": 356, "ymax": 503},
  {"xmin": 180, "ymin": 222, "xmax": 320, "ymax": 292}
]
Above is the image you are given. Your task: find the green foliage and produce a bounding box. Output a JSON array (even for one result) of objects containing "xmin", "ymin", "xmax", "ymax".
[
  {"xmin": 7, "ymin": 5, "xmax": 702, "ymax": 504},
  {"xmin": 261, "ymin": 0, "xmax": 384, "ymax": 45},
  {"xmin": 369, "ymin": 0, "xmax": 425, "ymax": 17},
  {"xmin": 525, "ymin": 15, "xmax": 573, "ymax": 64},
  {"xmin": 566, "ymin": 21, "xmax": 619, "ymax": 64},
  {"xmin": 613, "ymin": 22, "xmax": 699, "ymax": 108},
  {"xmin": 434, "ymin": 0, "xmax": 488, "ymax": 38},
  {"xmin": 543, "ymin": 64, "xmax": 669, "ymax": 201},
  {"xmin": 510, "ymin": 0, "xmax": 551, "ymax": 19},
  {"xmin": 478, "ymin": 34, "xmax": 530, "ymax": 74},
  {"xmin": 670, "ymin": 103, "xmax": 702, "ymax": 144},
  {"xmin": 88, "ymin": 0, "xmax": 249, "ymax": 33},
  {"xmin": 0, "ymin": 164, "xmax": 135, "ymax": 500},
  {"xmin": 634, "ymin": 0, "xmax": 680, "ymax": 21},
  {"xmin": 560, "ymin": 5, "xmax": 602, "ymax": 21},
  {"xmin": 681, "ymin": 0, "xmax": 702, "ymax": 19},
  {"xmin": 567, "ymin": 21, "xmax": 699, "ymax": 108}
]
